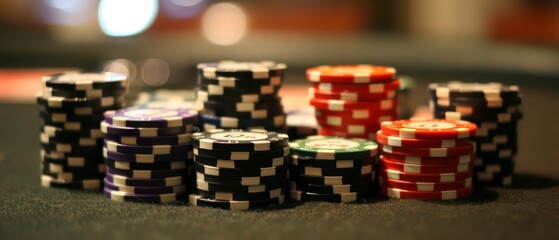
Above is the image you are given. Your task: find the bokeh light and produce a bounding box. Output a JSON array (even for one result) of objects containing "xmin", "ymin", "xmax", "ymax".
[
  {"xmin": 141, "ymin": 59, "xmax": 170, "ymax": 87},
  {"xmin": 38, "ymin": 0, "xmax": 93, "ymax": 25},
  {"xmin": 201, "ymin": 3, "xmax": 248, "ymax": 46},
  {"xmin": 98, "ymin": 0, "xmax": 159, "ymax": 37},
  {"xmin": 161, "ymin": 0, "xmax": 206, "ymax": 19}
]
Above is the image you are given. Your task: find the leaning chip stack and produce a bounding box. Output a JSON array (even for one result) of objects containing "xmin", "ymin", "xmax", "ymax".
[
  {"xmin": 306, "ymin": 65, "xmax": 400, "ymax": 140},
  {"xmin": 428, "ymin": 82, "xmax": 522, "ymax": 186},
  {"xmin": 288, "ymin": 136, "xmax": 378, "ymax": 203},
  {"xmin": 101, "ymin": 108, "xmax": 198, "ymax": 203},
  {"xmin": 38, "ymin": 72, "xmax": 128, "ymax": 190},
  {"xmin": 195, "ymin": 61, "xmax": 287, "ymax": 132},
  {"xmin": 189, "ymin": 129, "xmax": 289, "ymax": 210},
  {"xmin": 376, "ymin": 119, "xmax": 477, "ymax": 200}
]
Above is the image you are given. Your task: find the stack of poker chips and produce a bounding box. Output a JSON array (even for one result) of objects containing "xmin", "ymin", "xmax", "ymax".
[
  {"xmin": 189, "ymin": 129, "xmax": 289, "ymax": 210},
  {"xmin": 101, "ymin": 108, "xmax": 198, "ymax": 203},
  {"xmin": 428, "ymin": 82, "xmax": 522, "ymax": 186},
  {"xmin": 195, "ymin": 61, "xmax": 287, "ymax": 132},
  {"xmin": 288, "ymin": 136, "xmax": 377, "ymax": 203},
  {"xmin": 38, "ymin": 72, "xmax": 128, "ymax": 190},
  {"xmin": 306, "ymin": 65, "xmax": 400, "ymax": 140},
  {"xmin": 376, "ymin": 119, "xmax": 477, "ymax": 200}
]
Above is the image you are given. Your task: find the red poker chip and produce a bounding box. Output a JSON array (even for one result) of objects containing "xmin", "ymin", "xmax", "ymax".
[
  {"xmin": 308, "ymin": 88, "xmax": 398, "ymax": 102},
  {"xmin": 381, "ymin": 142, "xmax": 475, "ymax": 157},
  {"xmin": 310, "ymin": 98, "xmax": 398, "ymax": 112},
  {"xmin": 378, "ymin": 175, "xmax": 473, "ymax": 192},
  {"xmin": 320, "ymin": 124, "xmax": 380, "ymax": 136},
  {"xmin": 318, "ymin": 128, "xmax": 375, "ymax": 140},
  {"xmin": 379, "ymin": 186, "xmax": 473, "ymax": 200},
  {"xmin": 380, "ymin": 119, "xmax": 478, "ymax": 140},
  {"xmin": 379, "ymin": 167, "xmax": 473, "ymax": 183},
  {"xmin": 316, "ymin": 109, "xmax": 398, "ymax": 120},
  {"xmin": 381, "ymin": 152, "xmax": 473, "ymax": 165},
  {"xmin": 306, "ymin": 65, "xmax": 396, "ymax": 84},
  {"xmin": 380, "ymin": 156, "xmax": 473, "ymax": 174},
  {"xmin": 376, "ymin": 130, "xmax": 472, "ymax": 148},
  {"xmin": 316, "ymin": 114, "xmax": 398, "ymax": 127},
  {"xmin": 311, "ymin": 79, "xmax": 400, "ymax": 94}
]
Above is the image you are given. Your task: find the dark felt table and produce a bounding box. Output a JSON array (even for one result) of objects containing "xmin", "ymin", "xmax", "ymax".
[{"xmin": 1, "ymin": 75, "xmax": 558, "ymax": 240}]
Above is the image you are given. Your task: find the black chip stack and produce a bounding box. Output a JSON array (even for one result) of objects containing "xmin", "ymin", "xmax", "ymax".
[
  {"xmin": 195, "ymin": 61, "xmax": 287, "ymax": 132},
  {"xmin": 189, "ymin": 129, "xmax": 288, "ymax": 210},
  {"xmin": 38, "ymin": 72, "xmax": 128, "ymax": 190},
  {"xmin": 428, "ymin": 81, "xmax": 523, "ymax": 186}
]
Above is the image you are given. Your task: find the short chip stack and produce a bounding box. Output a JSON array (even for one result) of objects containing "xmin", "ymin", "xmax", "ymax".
[
  {"xmin": 288, "ymin": 136, "xmax": 378, "ymax": 203},
  {"xmin": 195, "ymin": 61, "xmax": 287, "ymax": 132},
  {"xmin": 428, "ymin": 82, "xmax": 522, "ymax": 186},
  {"xmin": 101, "ymin": 108, "xmax": 198, "ymax": 203},
  {"xmin": 189, "ymin": 129, "xmax": 289, "ymax": 210},
  {"xmin": 38, "ymin": 72, "xmax": 128, "ymax": 190},
  {"xmin": 306, "ymin": 65, "xmax": 400, "ymax": 140},
  {"xmin": 377, "ymin": 119, "xmax": 477, "ymax": 200}
]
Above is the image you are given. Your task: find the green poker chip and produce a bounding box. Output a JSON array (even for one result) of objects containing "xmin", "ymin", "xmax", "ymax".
[{"xmin": 288, "ymin": 136, "xmax": 378, "ymax": 160}]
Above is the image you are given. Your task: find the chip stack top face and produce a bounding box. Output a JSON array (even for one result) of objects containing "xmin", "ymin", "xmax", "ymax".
[
  {"xmin": 306, "ymin": 65, "xmax": 396, "ymax": 83},
  {"xmin": 380, "ymin": 119, "xmax": 478, "ymax": 140},
  {"xmin": 104, "ymin": 108, "xmax": 198, "ymax": 128},
  {"xmin": 44, "ymin": 72, "xmax": 128, "ymax": 91},
  {"xmin": 191, "ymin": 129, "xmax": 289, "ymax": 152},
  {"xmin": 288, "ymin": 135, "xmax": 378, "ymax": 160},
  {"xmin": 197, "ymin": 61, "xmax": 287, "ymax": 79},
  {"xmin": 427, "ymin": 81, "xmax": 522, "ymax": 187}
]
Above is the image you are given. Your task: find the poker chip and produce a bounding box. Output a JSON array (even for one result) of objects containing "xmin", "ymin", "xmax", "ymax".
[
  {"xmin": 196, "ymin": 90, "xmax": 276, "ymax": 103},
  {"xmin": 380, "ymin": 186, "xmax": 473, "ymax": 200},
  {"xmin": 198, "ymin": 75, "xmax": 282, "ymax": 88},
  {"xmin": 378, "ymin": 176, "xmax": 472, "ymax": 192},
  {"xmin": 104, "ymin": 108, "xmax": 197, "ymax": 128},
  {"xmin": 41, "ymin": 175, "xmax": 101, "ymax": 190},
  {"xmin": 381, "ymin": 143, "xmax": 475, "ymax": 157},
  {"xmin": 380, "ymin": 119, "xmax": 477, "ymax": 140},
  {"xmin": 428, "ymin": 81, "xmax": 522, "ymax": 186},
  {"xmin": 307, "ymin": 65, "xmax": 399, "ymax": 140},
  {"xmin": 288, "ymin": 136, "xmax": 378, "ymax": 160},
  {"xmin": 200, "ymin": 114, "xmax": 286, "ymax": 128},
  {"xmin": 287, "ymin": 136, "xmax": 375, "ymax": 203},
  {"xmin": 379, "ymin": 167, "xmax": 473, "ymax": 183},
  {"xmin": 376, "ymin": 130, "xmax": 472, "ymax": 148},
  {"xmin": 194, "ymin": 155, "xmax": 286, "ymax": 169},
  {"xmin": 380, "ymin": 152, "xmax": 473, "ymax": 165},
  {"xmin": 190, "ymin": 128, "xmax": 288, "ymax": 209},
  {"xmin": 43, "ymin": 86, "xmax": 127, "ymax": 99},
  {"xmin": 189, "ymin": 193, "xmax": 285, "ymax": 210},
  {"xmin": 379, "ymin": 157, "xmax": 472, "ymax": 174},
  {"xmin": 37, "ymin": 94, "xmax": 124, "ymax": 109},
  {"xmin": 100, "ymin": 106, "xmax": 197, "ymax": 203},
  {"xmin": 191, "ymin": 129, "xmax": 289, "ymax": 152},
  {"xmin": 289, "ymin": 189, "xmax": 363, "ymax": 203},
  {"xmin": 306, "ymin": 65, "xmax": 396, "ymax": 83},
  {"xmin": 43, "ymin": 72, "xmax": 128, "ymax": 90},
  {"xmin": 104, "ymin": 188, "xmax": 186, "ymax": 203},
  {"xmin": 197, "ymin": 61, "xmax": 286, "ymax": 79}
]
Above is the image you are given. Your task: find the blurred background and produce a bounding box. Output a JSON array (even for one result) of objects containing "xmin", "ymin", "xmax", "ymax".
[{"xmin": 0, "ymin": 0, "xmax": 558, "ymax": 101}]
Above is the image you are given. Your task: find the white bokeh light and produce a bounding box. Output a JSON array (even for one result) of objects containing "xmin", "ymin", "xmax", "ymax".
[
  {"xmin": 98, "ymin": 0, "xmax": 159, "ymax": 37},
  {"xmin": 201, "ymin": 3, "xmax": 248, "ymax": 46},
  {"xmin": 141, "ymin": 59, "xmax": 170, "ymax": 87}
]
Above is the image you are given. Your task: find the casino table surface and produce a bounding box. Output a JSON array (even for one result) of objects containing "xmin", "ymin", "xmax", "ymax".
[{"xmin": 1, "ymin": 73, "xmax": 558, "ymax": 240}]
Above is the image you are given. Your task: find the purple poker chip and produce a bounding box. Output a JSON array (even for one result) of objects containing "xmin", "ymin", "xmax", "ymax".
[
  {"xmin": 106, "ymin": 167, "xmax": 186, "ymax": 179},
  {"xmin": 104, "ymin": 108, "xmax": 197, "ymax": 128},
  {"xmin": 103, "ymin": 140, "xmax": 191, "ymax": 155},
  {"xmin": 103, "ymin": 178, "xmax": 187, "ymax": 195},
  {"xmin": 104, "ymin": 187, "xmax": 186, "ymax": 203},
  {"xmin": 103, "ymin": 148, "xmax": 192, "ymax": 163},
  {"xmin": 105, "ymin": 171, "xmax": 187, "ymax": 187},
  {"xmin": 104, "ymin": 132, "xmax": 192, "ymax": 146},
  {"xmin": 101, "ymin": 121, "xmax": 194, "ymax": 137}
]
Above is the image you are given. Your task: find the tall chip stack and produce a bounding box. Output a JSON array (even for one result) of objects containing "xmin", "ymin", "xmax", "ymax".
[
  {"xmin": 428, "ymin": 82, "xmax": 523, "ymax": 186},
  {"xmin": 38, "ymin": 72, "xmax": 128, "ymax": 190},
  {"xmin": 189, "ymin": 129, "xmax": 289, "ymax": 210},
  {"xmin": 195, "ymin": 61, "xmax": 287, "ymax": 132},
  {"xmin": 288, "ymin": 136, "xmax": 378, "ymax": 203},
  {"xmin": 376, "ymin": 119, "xmax": 477, "ymax": 200},
  {"xmin": 101, "ymin": 108, "xmax": 198, "ymax": 203},
  {"xmin": 306, "ymin": 65, "xmax": 400, "ymax": 140}
]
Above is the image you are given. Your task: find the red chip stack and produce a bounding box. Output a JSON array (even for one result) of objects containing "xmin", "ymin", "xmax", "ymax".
[
  {"xmin": 306, "ymin": 65, "xmax": 400, "ymax": 140},
  {"xmin": 376, "ymin": 119, "xmax": 478, "ymax": 200}
]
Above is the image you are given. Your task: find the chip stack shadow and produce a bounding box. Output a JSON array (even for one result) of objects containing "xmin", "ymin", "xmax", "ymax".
[
  {"xmin": 377, "ymin": 119, "xmax": 477, "ymax": 200},
  {"xmin": 195, "ymin": 61, "xmax": 287, "ymax": 132},
  {"xmin": 306, "ymin": 65, "xmax": 400, "ymax": 140},
  {"xmin": 428, "ymin": 82, "xmax": 523, "ymax": 186},
  {"xmin": 102, "ymin": 108, "xmax": 198, "ymax": 203},
  {"xmin": 38, "ymin": 72, "xmax": 128, "ymax": 190},
  {"xmin": 189, "ymin": 129, "xmax": 289, "ymax": 210},
  {"xmin": 288, "ymin": 136, "xmax": 378, "ymax": 203}
]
